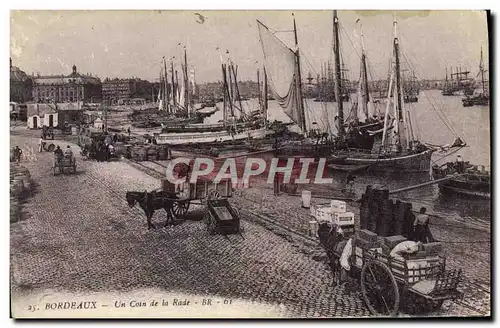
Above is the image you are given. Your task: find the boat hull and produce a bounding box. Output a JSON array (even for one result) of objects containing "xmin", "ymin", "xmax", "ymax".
[
  {"xmin": 432, "ymin": 168, "xmax": 491, "ymax": 199},
  {"xmin": 437, "ymin": 184, "xmax": 490, "ymax": 199},
  {"xmin": 344, "ymin": 149, "xmax": 434, "ymax": 173},
  {"xmin": 154, "ymin": 128, "xmax": 270, "ymax": 145}
]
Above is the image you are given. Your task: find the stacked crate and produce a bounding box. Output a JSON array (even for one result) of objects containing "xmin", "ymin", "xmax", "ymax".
[{"xmin": 313, "ymin": 200, "xmax": 355, "ymax": 228}]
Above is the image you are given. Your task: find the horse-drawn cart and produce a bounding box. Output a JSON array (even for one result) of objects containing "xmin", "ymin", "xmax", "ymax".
[
  {"xmin": 319, "ymin": 224, "xmax": 462, "ymax": 317},
  {"xmin": 53, "ymin": 154, "xmax": 77, "ymax": 175}
]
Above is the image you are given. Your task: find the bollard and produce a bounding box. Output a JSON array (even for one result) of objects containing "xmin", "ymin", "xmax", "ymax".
[{"xmin": 301, "ymin": 190, "xmax": 312, "ymax": 209}]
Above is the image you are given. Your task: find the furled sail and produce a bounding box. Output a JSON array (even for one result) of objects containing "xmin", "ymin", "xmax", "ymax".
[
  {"xmin": 257, "ymin": 20, "xmax": 302, "ymax": 127},
  {"xmin": 189, "ymin": 69, "xmax": 196, "ymax": 97}
]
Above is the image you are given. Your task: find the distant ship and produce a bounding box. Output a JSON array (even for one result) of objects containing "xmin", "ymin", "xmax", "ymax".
[{"xmin": 462, "ymin": 47, "xmax": 489, "ymax": 107}]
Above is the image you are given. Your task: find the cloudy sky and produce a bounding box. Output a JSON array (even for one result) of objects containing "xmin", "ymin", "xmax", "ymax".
[{"xmin": 10, "ymin": 10, "xmax": 489, "ymax": 83}]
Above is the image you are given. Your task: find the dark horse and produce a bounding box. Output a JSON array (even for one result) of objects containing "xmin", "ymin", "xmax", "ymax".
[
  {"xmin": 126, "ymin": 190, "xmax": 179, "ymax": 229},
  {"xmin": 318, "ymin": 222, "xmax": 348, "ymax": 285}
]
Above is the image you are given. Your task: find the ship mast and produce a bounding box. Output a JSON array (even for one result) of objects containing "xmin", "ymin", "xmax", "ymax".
[
  {"xmin": 163, "ymin": 56, "xmax": 169, "ymax": 112},
  {"xmin": 293, "ymin": 13, "xmax": 307, "ymax": 134},
  {"xmin": 264, "ymin": 67, "xmax": 268, "ymax": 123},
  {"xmin": 359, "ymin": 22, "xmax": 370, "ymax": 119},
  {"xmin": 480, "ymin": 47, "xmax": 485, "ymax": 94},
  {"xmin": 257, "ymin": 69, "xmax": 261, "ymax": 110},
  {"xmin": 171, "ymin": 60, "xmax": 176, "ymax": 109},
  {"xmin": 333, "ymin": 10, "xmax": 344, "ymax": 140},
  {"xmin": 183, "ymin": 48, "xmax": 190, "ymax": 117}
]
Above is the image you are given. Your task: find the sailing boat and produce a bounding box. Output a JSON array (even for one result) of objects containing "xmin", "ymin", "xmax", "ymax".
[
  {"xmin": 462, "ymin": 47, "xmax": 489, "ymax": 107},
  {"xmin": 335, "ymin": 15, "xmax": 442, "ymax": 173},
  {"xmin": 343, "ymin": 18, "xmax": 388, "ymax": 151},
  {"xmin": 154, "ymin": 53, "xmax": 269, "ymax": 145}
]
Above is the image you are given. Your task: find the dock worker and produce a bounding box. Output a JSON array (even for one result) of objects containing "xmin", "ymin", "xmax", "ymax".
[
  {"xmin": 38, "ymin": 136, "xmax": 45, "ymax": 153},
  {"xmin": 345, "ymin": 173, "xmax": 356, "ymax": 193},
  {"xmin": 456, "ymin": 155, "xmax": 465, "ymax": 173},
  {"xmin": 54, "ymin": 146, "xmax": 63, "ymax": 165},
  {"xmin": 13, "ymin": 146, "xmax": 22, "ymax": 163},
  {"xmin": 413, "ymin": 207, "xmax": 433, "ymax": 243},
  {"xmin": 64, "ymin": 145, "xmax": 73, "ymax": 158}
]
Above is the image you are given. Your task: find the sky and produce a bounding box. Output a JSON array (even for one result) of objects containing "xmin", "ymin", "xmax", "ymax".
[{"xmin": 10, "ymin": 10, "xmax": 489, "ymax": 83}]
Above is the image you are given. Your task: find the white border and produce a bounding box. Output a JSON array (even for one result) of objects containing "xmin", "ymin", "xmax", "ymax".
[{"xmin": 3, "ymin": 1, "xmax": 498, "ymax": 327}]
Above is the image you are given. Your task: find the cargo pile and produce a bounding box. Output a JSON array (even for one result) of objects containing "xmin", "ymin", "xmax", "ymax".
[
  {"xmin": 125, "ymin": 144, "xmax": 172, "ymax": 161},
  {"xmin": 359, "ymin": 185, "xmax": 415, "ymax": 237},
  {"xmin": 310, "ymin": 200, "xmax": 355, "ymax": 237},
  {"xmin": 10, "ymin": 164, "xmax": 34, "ymax": 223}
]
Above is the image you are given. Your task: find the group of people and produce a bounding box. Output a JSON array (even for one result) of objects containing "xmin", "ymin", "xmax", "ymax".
[
  {"xmin": 53, "ymin": 145, "xmax": 73, "ymax": 166},
  {"xmin": 82, "ymin": 140, "xmax": 113, "ymax": 162}
]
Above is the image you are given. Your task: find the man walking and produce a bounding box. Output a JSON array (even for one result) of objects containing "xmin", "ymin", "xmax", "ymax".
[{"xmin": 38, "ymin": 136, "xmax": 45, "ymax": 152}]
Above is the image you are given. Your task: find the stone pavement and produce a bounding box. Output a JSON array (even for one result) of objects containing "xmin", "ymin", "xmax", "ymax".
[
  {"xmin": 10, "ymin": 132, "xmax": 370, "ymax": 318},
  {"xmin": 10, "ymin": 129, "xmax": 489, "ymax": 317}
]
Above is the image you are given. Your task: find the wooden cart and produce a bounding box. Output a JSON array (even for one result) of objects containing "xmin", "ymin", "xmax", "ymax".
[
  {"xmin": 319, "ymin": 224, "xmax": 462, "ymax": 317},
  {"xmin": 53, "ymin": 154, "xmax": 77, "ymax": 175}
]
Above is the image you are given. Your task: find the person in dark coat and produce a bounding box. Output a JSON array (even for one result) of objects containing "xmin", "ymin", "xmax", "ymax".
[
  {"xmin": 13, "ymin": 146, "xmax": 22, "ymax": 163},
  {"xmin": 413, "ymin": 207, "xmax": 432, "ymax": 243}
]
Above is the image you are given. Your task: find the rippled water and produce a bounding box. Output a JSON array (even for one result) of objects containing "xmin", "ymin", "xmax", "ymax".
[{"xmin": 206, "ymin": 90, "xmax": 491, "ymax": 223}]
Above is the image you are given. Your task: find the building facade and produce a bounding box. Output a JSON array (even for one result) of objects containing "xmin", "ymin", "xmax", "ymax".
[
  {"xmin": 32, "ymin": 65, "xmax": 102, "ymax": 104},
  {"xmin": 10, "ymin": 58, "xmax": 33, "ymax": 103},
  {"xmin": 102, "ymin": 78, "xmax": 152, "ymax": 105}
]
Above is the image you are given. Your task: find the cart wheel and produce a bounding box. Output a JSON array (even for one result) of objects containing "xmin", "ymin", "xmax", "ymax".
[
  {"xmin": 207, "ymin": 189, "xmax": 221, "ymax": 200},
  {"xmin": 172, "ymin": 200, "xmax": 190, "ymax": 219},
  {"xmin": 361, "ymin": 260, "xmax": 400, "ymax": 317}
]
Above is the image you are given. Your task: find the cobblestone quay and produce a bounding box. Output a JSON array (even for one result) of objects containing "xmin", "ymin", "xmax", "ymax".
[
  {"xmin": 10, "ymin": 129, "xmax": 488, "ymax": 317},
  {"xmin": 10, "ymin": 131, "xmax": 370, "ymax": 318}
]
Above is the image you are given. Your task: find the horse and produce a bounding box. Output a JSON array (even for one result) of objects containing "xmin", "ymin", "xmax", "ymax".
[
  {"xmin": 318, "ymin": 223, "xmax": 347, "ymax": 286},
  {"xmin": 126, "ymin": 190, "xmax": 179, "ymax": 229}
]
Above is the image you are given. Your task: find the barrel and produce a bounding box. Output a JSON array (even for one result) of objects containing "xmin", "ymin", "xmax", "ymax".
[
  {"xmin": 147, "ymin": 146, "xmax": 158, "ymax": 161},
  {"xmin": 47, "ymin": 143, "xmax": 55, "ymax": 152},
  {"xmin": 10, "ymin": 196, "xmax": 20, "ymax": 223},
  {"xmin": 137, "ymin": 146, "xmax": 148, "ymax": 162},
  {"xmin": 123, "ymin": 145, "xmax": 133, "ymax": 159},
  {"xmin": 301, "ymin": 190, "xmax": 312, "ymax": 209},
  {"xmin": 11, "ymin": 178, "xmax": 24, "ymax": 197},
  {"xmin": 158, "ymin": 146, "xmax": 168, "ymax": 160},
  {"xmin": 308, "ymin": 220, "xmax": 319, "ymax": 237}
]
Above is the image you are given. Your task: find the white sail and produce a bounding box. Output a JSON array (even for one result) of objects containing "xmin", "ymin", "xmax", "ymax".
[{"xmin": 257, "ymin": 20, "xmax": 302, "ymax": 127}]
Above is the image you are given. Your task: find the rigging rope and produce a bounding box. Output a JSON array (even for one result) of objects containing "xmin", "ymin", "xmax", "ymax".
[{"xmin": 398, "ymin": 39, "xmax": 463, "ymax": 141}]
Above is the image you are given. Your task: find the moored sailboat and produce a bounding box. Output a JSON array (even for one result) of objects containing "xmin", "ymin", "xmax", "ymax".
[
  {"xmin": 334, "ymin": 14, "xmax": 461, "ymax": 173},
  {"xmin": 154, "ymin": 52, "xmax": 269, "ymax": 145},
  {"xmin": 462, "ymin": 47, "xmax": 489, "ymax": 107}
]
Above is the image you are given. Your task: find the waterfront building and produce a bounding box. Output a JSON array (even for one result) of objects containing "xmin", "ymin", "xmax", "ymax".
[{"xmin": 32, "ymin": 65, "xmax": 102, "ymax": 103}]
